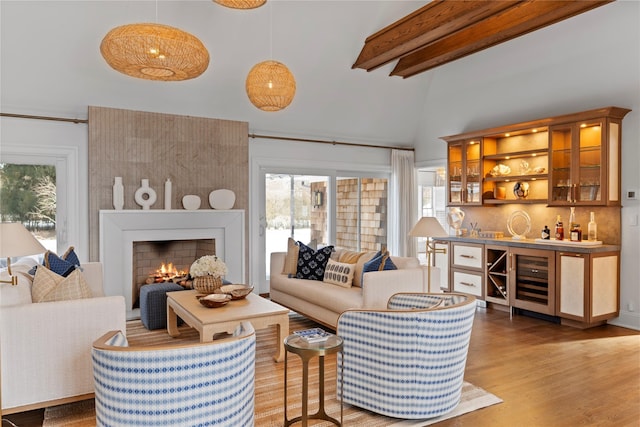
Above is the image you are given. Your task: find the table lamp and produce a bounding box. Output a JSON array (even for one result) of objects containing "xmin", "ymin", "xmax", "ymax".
[
  {"xmin": 0, "ymin": 222, "xmax": 46, "ymax": 285},
  {"xmin": 409, "ymin": 217, "xmax": 448, "ymax": 292}
]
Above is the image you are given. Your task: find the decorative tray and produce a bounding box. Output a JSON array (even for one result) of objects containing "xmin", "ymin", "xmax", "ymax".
[
  {"xmin": 217, "ymin": 284, "xmax": 254, "ymax": 300},
  {"xmin": 197, "ymin": 293, "xmax": 231, "ymax": 308}
]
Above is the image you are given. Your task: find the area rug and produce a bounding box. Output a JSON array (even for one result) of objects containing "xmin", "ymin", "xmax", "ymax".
[
  {"xmin": 43, "ymin": 313, "xmax": 501, "ymax": 426},
  {"xmin": 43, "ymin": 381, "xmax": 500, "ymax": 426}
]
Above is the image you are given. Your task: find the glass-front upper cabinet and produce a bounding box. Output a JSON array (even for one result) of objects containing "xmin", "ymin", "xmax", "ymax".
[
  {"xmin": 550, "ymin": 112, "xmax": 626, "ymax": 206},
  {"xmin": 447, "ymin": 139, "xmax": 481, "ymax": 206}
]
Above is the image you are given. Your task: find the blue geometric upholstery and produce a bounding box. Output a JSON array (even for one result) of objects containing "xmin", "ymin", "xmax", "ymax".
[
  {"xmin": 337, "ymin": 293, "xmax": 476, "ymax": 419},
  {"xmin": 139, "ymin": 283, "xmax": 185, "ymax": 330},
  {"xmin": 92, "ymin": 322, "xmax": 256, "ymax": 426}
]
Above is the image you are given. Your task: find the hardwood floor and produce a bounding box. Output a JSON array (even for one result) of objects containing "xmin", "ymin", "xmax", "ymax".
[{"xmin": 3, "ymin": 307, "xmax": 639, "ymax": 426}]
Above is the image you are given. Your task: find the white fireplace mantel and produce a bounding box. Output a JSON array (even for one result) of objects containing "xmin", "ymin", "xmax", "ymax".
[{"xmin": 99, "ymin": 209, "xmax": 245, "ymax": 318}]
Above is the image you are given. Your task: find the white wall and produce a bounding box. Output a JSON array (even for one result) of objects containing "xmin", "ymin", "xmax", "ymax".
[{"xmin": 414, "ymin": 1, "xmax": 640, "ymax": 330}]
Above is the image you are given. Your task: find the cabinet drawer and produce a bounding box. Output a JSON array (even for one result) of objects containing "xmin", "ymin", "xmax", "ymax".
[
  {"xmin": 452, "ymin": 243, "xmax": 483, "ymax": 269},
  {"xmin": 452, "ymin": 270, "xmax": 483, "ymax": 297}
]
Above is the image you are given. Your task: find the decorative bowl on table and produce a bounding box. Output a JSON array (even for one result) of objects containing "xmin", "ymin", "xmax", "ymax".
[
  {"xmin": 219, "ymin": 284, "xmax": 254, "ymax": 300},
  {"xmin": 197, "ymin": 293, "xmax": 231, "ymax": 308}
]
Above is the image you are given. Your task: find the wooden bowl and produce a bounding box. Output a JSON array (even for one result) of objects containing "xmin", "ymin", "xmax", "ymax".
[
  {"xmin": 197, "ymin": 293, "xmax": 231, "ymax": 308},
  {"xmin": 219, "ymin": 284, "xmax": 254, "ymax": 300}
]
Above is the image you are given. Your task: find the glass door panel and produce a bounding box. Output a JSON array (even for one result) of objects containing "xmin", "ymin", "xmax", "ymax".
[
  {"xmin": 336, "ymin": 177, "xmax": 388, "ymax": 252},
  {"xmin": 550, "ymin": 126, "xmax": 572, "ymax": 202},
  {"xmin": 465, "ymin": 141, "xmax": 481, "ymax": 203},
  {"xmin": 577, "ymin": 121, "xmax": 603, "ymax": 202},
  {"xmin": 265, "ymin": 174, "xmax": 328, "ymax": 278},
  {"xmin": 448, "ymin": 144, "xmax": 463, "ymax": 204}
]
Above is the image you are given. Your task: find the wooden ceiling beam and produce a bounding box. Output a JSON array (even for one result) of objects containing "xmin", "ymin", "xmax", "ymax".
[
  {"xmin": 352, "ymin": 0, "xmax": 519, "ymax": 72},
  {"xmin": 390, "ymin": 0, "xmax": 612, "ymax": 78},
  {"xmin": 353, "ymin": 0, "xmax": 613, "ymax": 78}
]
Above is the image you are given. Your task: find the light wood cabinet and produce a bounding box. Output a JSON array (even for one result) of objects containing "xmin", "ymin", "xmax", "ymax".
[
  {"xmin": 442, "ymin": 106, "xmax": 630, "ymax": 206},
  {"xmin": 447, "ymin": 139, "xmax": 482, "ymax": 205},
  {"xmin": 556, "ymin": 251, "xmax": 619, "ymax": 327},
  {"xmin": 485, "ymin": 245, "xmax": 509, "ymax": 306},
  {"xmin": 450, "ymin": 242, "xmax": 484, "ymax": 298},
  {"xmin": 549, "ymin": 110, "xmax": 627, "ymax": 206}
]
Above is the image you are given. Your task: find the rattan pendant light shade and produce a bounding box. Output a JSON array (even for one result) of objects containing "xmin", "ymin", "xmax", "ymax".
[
  {"xmin": 214, "ymin": 0, "xmax": 266, "ymax": 9},
  {"xmin": 245, "ymin": 60, "xmax": 296, "ymax": 111},
  {"xmin": 100, "ymin": 23, "xmax": 210, "ymax": 81}
]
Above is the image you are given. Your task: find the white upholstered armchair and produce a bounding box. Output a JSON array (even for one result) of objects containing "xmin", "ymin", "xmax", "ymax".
[
  {"xmin": 337, "ymin": 293, "xmax": 476, "ymax": 419},
  {"xmin": 91, "ymin": 321, "xmax": 256, "ymax": 426}
]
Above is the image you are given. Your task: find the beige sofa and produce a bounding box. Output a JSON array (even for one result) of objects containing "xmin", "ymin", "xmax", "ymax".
[
  {"xmin": 270, "ymin": 249, "xmax": 433, "ymax": 328},
  {"xmin": 0, "ymin": 260, "xmax": 126, "ymax": 414}
]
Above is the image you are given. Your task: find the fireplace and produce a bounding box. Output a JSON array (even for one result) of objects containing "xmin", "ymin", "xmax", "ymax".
[
  {"xmin": 131, "ymin": 238, "xmax": 215, "ymax": 308},
  {"xmin": 100, "ymin": 210, "xmax": 245, "ymax": 319}
]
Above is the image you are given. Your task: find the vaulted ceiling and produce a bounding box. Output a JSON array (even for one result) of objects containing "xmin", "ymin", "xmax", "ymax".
[
  {"xmin": 353, "ymin": 0, "xmax": 612, "ymax": 78},
  {"xmin": 0, "ymin": 1, "xmax": 627, "ymax": 149}
]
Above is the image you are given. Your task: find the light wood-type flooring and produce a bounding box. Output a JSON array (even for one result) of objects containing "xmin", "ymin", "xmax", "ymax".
[{"xmin": 3, "ymin": 307, "xmax": 639, "ymax": 426}]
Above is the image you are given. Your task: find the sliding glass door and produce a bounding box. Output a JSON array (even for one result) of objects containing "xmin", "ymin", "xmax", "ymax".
[{"xmin": 263, "ymin": 173, "xmax": 388, "ymax": 284}]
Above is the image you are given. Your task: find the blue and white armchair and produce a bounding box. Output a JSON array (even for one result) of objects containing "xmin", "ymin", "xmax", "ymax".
[
  {"xmin": 91, "ymin": 321, "xmax": 256, "ymax": 426},
  {"xmin": 337, "ymin": 293, "xmax": 476, "ymax": 419}
]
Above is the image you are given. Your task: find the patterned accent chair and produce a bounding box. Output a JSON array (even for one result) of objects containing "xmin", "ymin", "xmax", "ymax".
[
  {"xmin": 337, "ymin": 293, "xmax": 476, "ymax": 419},
  {"xmin": 91, "ymin": 321, "xmax": 256, "ymax": 426}
]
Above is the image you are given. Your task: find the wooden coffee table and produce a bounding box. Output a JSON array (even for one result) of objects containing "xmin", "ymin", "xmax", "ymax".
[{"xmin": 167, "ymin": 290, "xmax": 289, "ymax": 362}]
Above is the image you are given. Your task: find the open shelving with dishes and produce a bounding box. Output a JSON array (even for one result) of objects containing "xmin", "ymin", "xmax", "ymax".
[{"xmin": 442, "ymin": 106, "xmax": 631, "ymax": 206}]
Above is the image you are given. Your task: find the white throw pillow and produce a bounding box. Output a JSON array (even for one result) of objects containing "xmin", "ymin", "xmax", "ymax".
[{"xmin": 0, "ymin": 263, "xmax": 36, "ymax": 306}]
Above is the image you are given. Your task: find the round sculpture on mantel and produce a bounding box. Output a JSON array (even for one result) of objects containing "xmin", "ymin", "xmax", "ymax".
[{"xmin": 134, "ymin": 179, "xmax": 157, "ymax": 210}]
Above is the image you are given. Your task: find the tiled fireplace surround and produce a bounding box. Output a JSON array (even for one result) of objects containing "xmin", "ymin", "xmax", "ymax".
[{"xmin": 100, "ymin": 210, "xmax": 245, "ymax": 319}]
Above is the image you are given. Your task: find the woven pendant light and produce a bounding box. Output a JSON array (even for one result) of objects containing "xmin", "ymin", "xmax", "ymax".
[
  {"xmin": 214, "ymin": 0, "xmax": 266, "ymax": 9},
  {"xmin": 245, "ymin": 60, "xmax": 296, "ymax": 111},
  {"xmin": 100, "ymin": 23, "xmax": 210, "ymax": 81}
]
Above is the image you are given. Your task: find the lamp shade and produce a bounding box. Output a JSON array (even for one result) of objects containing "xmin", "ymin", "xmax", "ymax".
[
  {"xmin": 100, "ymin": 23, "xmax": 210, "ymax": 81},
  {"xmin": 245, "ymin": 60, "xmax": 296, "ymax": 111},
  {"xmin": 0, "ymin": 222, "xmax": 46, "ymax": 258},
  {"xmin": 408, "ymin": 217, "xmax": 448, "ymax": 238},
  {"xmin": 213, "ymin": 0, "xmax": 266, "ymax": 9}
]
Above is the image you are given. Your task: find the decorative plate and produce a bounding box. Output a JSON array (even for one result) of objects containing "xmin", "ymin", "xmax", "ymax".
[
  {"xmin": 197, "ymin": 293, "xmax": 231, "ymax": 308},
  {"xmin": 219, "ymin": 284, "xmax": 254, "ymax": 300}
]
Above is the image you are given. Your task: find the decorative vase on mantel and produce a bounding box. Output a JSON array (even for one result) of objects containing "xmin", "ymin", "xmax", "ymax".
[
  {"xmin": 113, "ymin": 177, "xmax": 124, "ymax": 210},
  {"xmin": 134, "ymin": 178, "xmax": 157, "ymax": 210}
]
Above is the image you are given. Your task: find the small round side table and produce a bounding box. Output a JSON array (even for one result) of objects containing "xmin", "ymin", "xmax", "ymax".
[{"xmin": 284, "ymin": 333, "xmax": 344, "ymax": 427}]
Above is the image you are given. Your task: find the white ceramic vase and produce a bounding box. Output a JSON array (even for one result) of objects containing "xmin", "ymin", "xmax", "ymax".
[
  {"xmin": 113, "ymin": 177, "xmax": 124, "ymax": 210},
  {"xmin": 134, "ymin": 179, "xmax": 157, "ymax": 210},
  {"xmin": 164, "ymin": 178, "xmax": 172, "ymax": 210}
]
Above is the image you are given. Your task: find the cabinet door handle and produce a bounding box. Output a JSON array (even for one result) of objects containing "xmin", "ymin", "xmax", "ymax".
[
  {"xmin": 460, "ymin": 254, "xmax": 475, "ymax": 259},
  {"xmin": 460, "ymin": 281, "xmax": 476, "ymax": 287},
  {"xmin": 509, "ymin": 253, "xmax": 513, "ymax": 272},
  {"xmin": 531, "ymin": 269, "xmax": 539, "ymax": 273}
]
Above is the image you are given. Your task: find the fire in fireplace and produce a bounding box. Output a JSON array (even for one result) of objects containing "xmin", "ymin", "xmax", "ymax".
[{"xmin": 132, "ymin": 238, "xmax": 215, "ymax": 308}]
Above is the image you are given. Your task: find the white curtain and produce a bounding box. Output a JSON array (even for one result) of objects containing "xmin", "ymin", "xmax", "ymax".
[{"xmin": 389, "ymin": 149, "xmax": 417, "ymax": 257}]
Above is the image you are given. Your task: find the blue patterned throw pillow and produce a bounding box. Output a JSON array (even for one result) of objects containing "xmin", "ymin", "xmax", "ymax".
[
  {"xmin": 361, "ymin": 249, "xmax": 397, "ymax": 285},
  {"xmin": 43, "ymin": 247, "xmax": 81, "ymax": 277},
  {"xmin": 296, "ymin": 242, "xmax": 334, "ymax": 281}
]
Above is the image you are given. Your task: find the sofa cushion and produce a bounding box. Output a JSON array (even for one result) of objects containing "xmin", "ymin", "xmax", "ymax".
[
  {"xmin": 323, "ymin": 259, "xmax": 355, "ymax": 288},
  {"xmin": 296, "ymin": 243, "xmax": 334, "ymax": 281},
  {"xmin": 32, "ymin": 266, "xmax": 92, "ymax": 302},
  {"xmin": 273, "ymin": 276, "xmax": 363, "ymax": 313},
  {"xmin": 361, "ymin": 250, "xmax": 397, "ymax": 285}
]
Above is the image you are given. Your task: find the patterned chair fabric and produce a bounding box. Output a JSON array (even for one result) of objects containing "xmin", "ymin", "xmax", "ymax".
[
  {"xmin": 337, "ymin": 293, "xmax": 476, "ymax": 419},
  {"xmin": 92, "ymin": 321, "xmax": 256, "ymax": 426}
]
